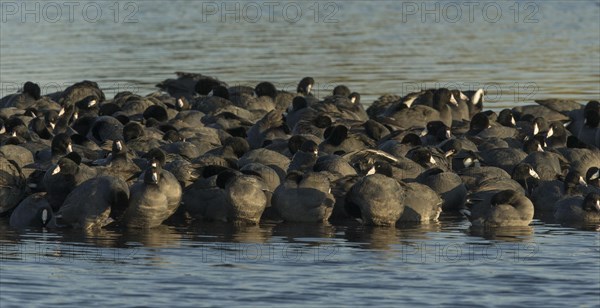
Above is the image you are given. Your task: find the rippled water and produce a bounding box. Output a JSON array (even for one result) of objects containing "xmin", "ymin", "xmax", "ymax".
[
  {"xmin": 1, "ymin": 215, "xmax": 599, "ymax": 306},
  {"xmin": 1, "ymin": 1, "xmax": 599, "ymax": 106},
  {"xmin": 1, "ymin": 0, "xmax": 600, "ymax": 306}
]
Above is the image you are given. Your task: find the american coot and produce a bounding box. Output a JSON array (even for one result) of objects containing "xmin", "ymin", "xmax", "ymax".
[
  {"xmin": 462, "ymin": 88, "xmax": 485, "ymax": 118},
  {"xmin": 0, "ymin": 144, "xmax": 34, "ymax": 170},
  {"xmin": 215, "ymin": 170, "xmax": 268, "ymax": 224},
  {"xmin": 95, "ymin": 140, "xmax": 141, "ymax": 183},
  {"xmin": 343, "ymin": 149, "xmax": 423, "ymax": 181},
  {"xmin": 411, "ymin": 89, "xmax": 457, "ymax": 123},
  {"xmin": 480, "ymin": 147, "xmax": 528, "ymax": 175},
  {"xmin": 556, "ymin": 148, "xmax": 600, "ymax": 177},
  {"xmin": 400, "ymin": 182, "xmax": 443, "ymax": 223},
  {"xmin": 513, "ymin": 104, "xmax": 570, "ymax": 123},
  {"xmin": 406, "ymin": 146, "xmax": 451, "ymax": 171},
  {"xmin": 345, "ymin": 173, "xmax": 405, "ymax": 226},
  {"xmin": 34, "ymin": 133, "xmax": 73, "ymax": 165},
  {"xmin": 567, "ymin": 101, "xmax": 598, "ymax": 138},
  {"xmin": 57, "ymin": 176, "xmax": 129, "ymax": 229},
  {"xmin": 458, "ymin": 166, "xmax": 511, "ymax": 191},
  {"xmin": 164, "ymin": 159, "xmax": 200, "ymax": 188},
  {"xmin": 510, "ymin": 163, "xmax": 541, "ymax": 196},
  {"xmin": 382, "ymin": 103, "xmax": 441, "ymax": 130},
  {"xmin": 449, "ymin": 89, "xmax": 470, "ymax": 122},
  {"xmin": 75, "ymin": 95, "xmax": 100, "ymax": 118},
  {"xmin": 156, "ymin": 71, "xmax": 227, "ymax": 100},
  {"xmin": 448, "ymin": 149, "xmax": 481, "ymax": 172},
  {"xmin": 577, "ymin": 108, "xmax": 600, "ymax": 147},
  {"xmin": 366, "ymin": 93, "xmax": 402, "ymax": 119},
  {"xmin": 87, "ymin": 115, "xmax": 124, "ymax": 145},
  {"xmin": 521, "ymin": 149, "xmax": 563, "ymax": 181},
  {"xmin": 0, "ymin": 156, "xmax": 27, "ymax": 214},
  {"xmin": 123, "ymin": 163, "xmax": 182, "ymax": 228},
  {"xmin": 246, "ymin": 109, "xmax": 286, "ymax": 150},
  {"xmin": 287, "ymin": 140, "xmax": 319, "ymax": 173},
  {"xmin": 363, "ymin": 119, "xmax": 390, "ymax": 142},
  {"xmin": 465, "ymin": 166, "xmax": 531, "ymax": 216},
  {"xmin": 313, "ymin": 155, "xmax": 357, "ymax": 179},
  {"xmin": 272, "ymin": 171, "xmax": 334, "ymax": 223},
  {"xmin": 242, "ymin": 82, "xmax": 277, "ymax": 112},
  {"xmin": 417, "ymin": 168, "xmax": 467, "ymax": 211},
  {"xmin": 535, "ymin": 99, "xmax": 582, "ymax": 115},
  {"xmin": 237, "ymin": 148, "xmax": 290, "ymax": 178},
  {"xmin": 57, "ymin": 80, "xmax": 105, "ymax": 106},
  {"xmin": 545, "ymin": 122, "xmax": 568, "ymax": 148},
  {"xmin": 190, "ymin": 85, "xmax": 233, "ymax": 114},
  {"xmin": 420, "ymin": 121, "xmax": 452, "ymax": 146},
  {"xmin": 0, "ymin": 81, "xmax": 41, "ymax": 109},
  {"xmin": 530, "ymin": 170, "xmax": 587, "ymax": 213},
  {"xmin": 9, "ymin": 192, "xmax": 56, "ymax": 229},
  {"xmin": 285, "ymin": 96, "xmax": 311, "ymax": 129},
  {"xmin": 43, "ymin": 154, "xmax": 97, "ymax": 210},
  {"xmin": 554, "ymin": 192, "xmax": 600, "ymax": 223},
  {"xmin": 313, "ymin": 92, "xmax": 368, "ymax": 122},
  {"xmin": 497, "ymin": 109, "xmax": 517, "ymax": 128},
  {"xmin": 319, "ymin": 125, "xmax": 374, "ymax": 155},
  {"xmin": 181, "ymin": 165, "xmax": 229, "ymax": 222},
  {"xmin": 240, "ymin": 163, "xmax": 280, "ymax": 192},
  {"xmin": 28, "ymin": 117, "xmax": 53, "ymax": 140},
  {"xmin": 586, "ymin": 167, "xmax": 600, "ymax": 187},
  {"xmin": 297, "ymin": 77, "xmax": 315, "ymax": 96},
  {"xmin": 468, "ymin": 190, "xmax": 534, "ymax": 227}
]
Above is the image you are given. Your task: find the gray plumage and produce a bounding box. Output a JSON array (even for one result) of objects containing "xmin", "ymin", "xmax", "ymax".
[
  {"xmin": 273, "ymin": 171, "xmax": 334, "ymax": 223},
  {"xmin": 43, "ymin": 156, "xmax": 97, "ymax": 210},
  {"xmin": 400, "ymin": 182, "xmax": 442, "ymax": 223},
  {"xmin": 217, "ymin": 171, "xmax": 268, "ymax": 224},
  {"xmin": 123, "ymin": 165, "xmax": 182, "ymax": 228},
  {"xmin": 469, "ymin": 190, "xmax": 534, "ymax": 227},
  {"xmin": 57, "ymin": 176, "xmax": 129, "ymax": 229},
  {"xmin": 0, "ymin": 157, "xmax": 27, "ymax": 214},
  {"xmin": 346, "ymin": 174, "xmax": 405, "ymax": 226},
  {"xmin": 9, "ymin": 193, "xmax": 56, "ymax": 229},
  {"xmin": 418, "ymin": 168, "xmax": 467, "ymax": 211},
  {"xmin": 554, "ymin": 193, "xmax": 600, "ymax": 223}
]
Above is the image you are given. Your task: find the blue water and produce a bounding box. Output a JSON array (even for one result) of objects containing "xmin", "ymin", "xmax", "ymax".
[
  {"xmin": 1, "ymin": 1, "xmax": 599, "ymax": 105},
  {"xmin": 1, "ymin": 217, "xmax": 599, "ymax": 307},
  {"xmin": 1, "ymin": 1, "xmax": 599, "ymax": 306}
]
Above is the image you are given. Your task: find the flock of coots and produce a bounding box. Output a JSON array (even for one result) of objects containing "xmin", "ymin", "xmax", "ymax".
[{"xmin": 1, "ymin": 73, "xmax": 599, "ymax": 231}]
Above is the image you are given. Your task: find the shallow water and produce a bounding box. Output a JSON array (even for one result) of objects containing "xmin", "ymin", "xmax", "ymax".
[
  {"xmin": 1, "ymin": 215, "xmax": 599, "ymax": 307},
  {"xmin": 1, "ymin": 0, "xmax": 600, "ymax": 306},
  {"xmin": 1, "ymin": 1, "xmax": 599, "ymax": 107}
]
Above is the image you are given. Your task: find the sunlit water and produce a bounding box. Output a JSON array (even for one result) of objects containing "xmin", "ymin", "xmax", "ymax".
[
  {"xmin": 1, "ymin": 1, "xmax": 599, "ymax": 106},
  {"xmin": 1, "ymin": 1, "xmax": 599, "ymax": 306},
  {"xmin": 1, "ymin": 215, "xmax": 599, "ymax": 307}
]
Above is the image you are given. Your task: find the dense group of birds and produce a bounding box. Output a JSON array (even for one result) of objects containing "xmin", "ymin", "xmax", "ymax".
[{"xmin": 1, "ymin": 73, "xmax": 599, "ymax": 232}]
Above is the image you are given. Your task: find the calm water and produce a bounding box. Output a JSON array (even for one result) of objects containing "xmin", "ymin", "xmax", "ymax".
[
  {"xmin": 1, "ymin": 0, "xmax": 600, "ymax": 306},
  {"xmin": 1, "ymin": 216, "xmax": 599, "ymax": 307}
]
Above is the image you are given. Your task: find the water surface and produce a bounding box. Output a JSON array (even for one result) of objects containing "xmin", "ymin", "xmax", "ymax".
[
  {"xmin": 1, "ymin": 1, "xmax": 599, "ymax": 306},
  {"xmin": 1, "ymin": 215, "xmax": 599, "ymax": 307},
  {"xmin": 1, "ymin": 1, "xmax": 599, "ymax": 106}
]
